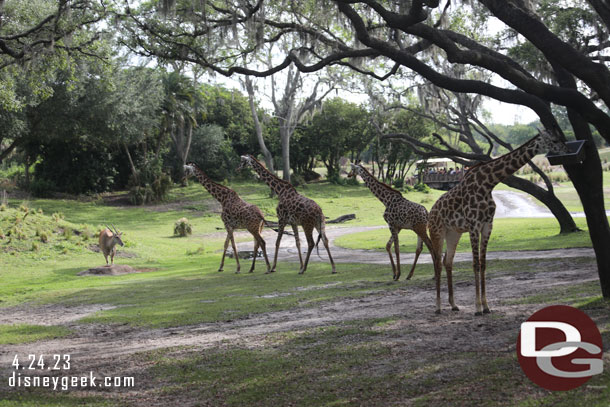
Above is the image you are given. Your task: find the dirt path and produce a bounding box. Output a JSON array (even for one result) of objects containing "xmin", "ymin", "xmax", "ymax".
[{"xmin": 235, "ymin": 225, "xmax": 594, "ymax": 266}]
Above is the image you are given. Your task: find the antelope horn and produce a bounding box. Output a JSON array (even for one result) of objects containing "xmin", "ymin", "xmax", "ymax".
[{"xmin": 110, "ymin": 223, "xmax": 119, "ymax": 235}]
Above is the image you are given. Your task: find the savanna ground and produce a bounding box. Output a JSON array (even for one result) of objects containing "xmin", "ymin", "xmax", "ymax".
[{"xmin": 0, "ymin": 160, "xmax": 609, "ymax": 406}]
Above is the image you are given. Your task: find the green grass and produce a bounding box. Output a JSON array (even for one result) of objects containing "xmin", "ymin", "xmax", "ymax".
[
  {"xmin": 0, "ymin": 324, "xmax": 71, "ymax": 344},
  {"xmin": 335, "ymin": 217, "xmax": 595, "ymax": 253}
]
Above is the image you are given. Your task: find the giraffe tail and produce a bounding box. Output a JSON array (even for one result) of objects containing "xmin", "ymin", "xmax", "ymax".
[
  {"xmin": 263, "ymin": 219, "xmax": 293, "ymax": 236},
  {"xmin": 315, "ymin": 232, "xmax": 322, "ymax": 259}
]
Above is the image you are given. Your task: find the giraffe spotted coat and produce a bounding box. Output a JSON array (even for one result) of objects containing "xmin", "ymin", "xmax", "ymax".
[
  {"xmin": 184, "ymin": 162, "xmax": 270, "ymax": 274},
  {"xmin": 238, "ymin": 155, "xmax": 336, "ymax": 274},
  {"xmin": 428, "ymin": 129, "xmax": 569, "ymax": 315},
  {"xmin": 348, "ymin": 163, "xmax": 433, "ymax": 281}
]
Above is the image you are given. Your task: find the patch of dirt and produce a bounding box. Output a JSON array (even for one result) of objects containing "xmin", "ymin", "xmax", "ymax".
[
  {"xmin": 102, "ymin": 193, "xmax": 132, "ymax": 206},
  {"xmin": 0, "ymin": 304, "xmax": 116, "ymax": 326},
  {"xmin": 77, "ymin": 265, "xmax": 157, "ymax": 276}
]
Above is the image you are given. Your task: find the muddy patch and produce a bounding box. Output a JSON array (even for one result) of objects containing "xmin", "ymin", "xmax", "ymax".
[{"xmin": 0, "ymin": 304, "xmax": 117, "ymax": 326}]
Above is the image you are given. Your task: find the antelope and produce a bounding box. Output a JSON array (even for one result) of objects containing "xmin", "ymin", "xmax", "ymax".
[{"xmin": 99, "ymin": 224, "xmax": 124, "ymax": 266}]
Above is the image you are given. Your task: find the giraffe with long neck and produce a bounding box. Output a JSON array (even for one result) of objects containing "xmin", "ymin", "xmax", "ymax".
[
  {"xmin": 428, "ymin": 129, "xmax": 569, "ymax": 315},
  {"xmin": 184, "ymin": 163, "xmax": 270, "ymax": 274},
  {"xmin": 348, "ymin": 163, "xmax": 433, "ymax": 281},
  {"xmin": 238, "ymin": 155, "xmax": 336, "ymax": 274}
]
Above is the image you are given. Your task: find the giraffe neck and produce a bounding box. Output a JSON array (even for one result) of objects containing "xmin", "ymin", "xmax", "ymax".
[
  {"xmin": 192, "ymin": 167, "xmax": 234, "ymax": 205},
  {"xmin": 468, "ymin": 136, "xmax": 539, "ymax": 190},
  {"xmin": 358, "ymin": 167, "xmax": 400, "ymax": 206},
  {"xmin": 249, "ymin": 158, "xmax": 295, "ymax": 198}
]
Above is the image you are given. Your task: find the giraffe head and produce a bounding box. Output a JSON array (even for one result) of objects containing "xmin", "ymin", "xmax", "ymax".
[
  {"xmin": 237, "ymin": 155, "xmax": 255, "ymax": 172},
  {"xmin": 534, "ymin": 128, "xmax": 569, "ymax": 155},
  {"xmin": 347, "ymin": 162, "xmax": 364, "ymax": 179},
  {"xmin": 183, "ymin": 162, "xmax": 198, "ymax": 178}
]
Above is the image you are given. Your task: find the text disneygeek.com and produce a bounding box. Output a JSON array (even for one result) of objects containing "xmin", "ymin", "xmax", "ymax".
[{"xmin": 7, "ymin": 354, "xmax": 135, "ymax": 391}]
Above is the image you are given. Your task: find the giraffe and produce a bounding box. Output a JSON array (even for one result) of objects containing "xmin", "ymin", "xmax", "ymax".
[
  {"xmin": 183, "ymin": 162, "xmax": 271, "ymax": 274},
  {"xmin": 237, "ymin": 155, "xmax": 336, "ymax": 274},
  {"xmin": 428, "ymin": 128, "xmax": 569, "ymax": 315},
  {"xmin": 347, "ymin": 163, "xmax": 433, "ymax": 281}
]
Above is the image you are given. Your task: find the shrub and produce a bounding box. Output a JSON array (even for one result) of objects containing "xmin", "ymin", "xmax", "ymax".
[
  {"xmin": 327, "ymin": 172, "xmax": 345, "ymax": 185},
  {"xmin": 392, "ymin": 178, "xmax": 404, "ymax": 189},
  {"xmin": 128, "ymin": 174, "xmax": 172, "ymax": 205},
  {"xmin": 174, "ymin": 217, "xmax": 192, "ymax": 237},
  {"xmin": 290, "ymin": 173, "xmax": 306, "ymax": 187},
  {"xmin": 29, "ymin": 178, "xmax": 57, "ymax": 198},
  {"xmin": 52, "ymin": 212, "xmax": 64, "ymax": 222},
  {"xmin": 345, "ymin": 176, "xmax": 359, "ymax": 186},
  {"xmin": 414, "ymin": 183, "xmax": 431, "ymax": 193},
  {"xmin": 39, "ymin": 231, "xmax": 49, "ymax": 243},
  {"xmin": 152, "ymin": 173, "xmax": 172, "ymax": 201},
  {"xmin": 62, "ymin": 227, "xmax": 73, "ymax": 240},
  {"xmin": 403, "ymin": 185, "xmax": 414, "ymax": 192}
]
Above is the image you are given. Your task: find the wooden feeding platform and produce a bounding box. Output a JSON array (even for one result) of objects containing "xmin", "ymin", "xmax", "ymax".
[{"xmin": 546, "ymin": 140, "xmax": 586, "ymax": 165}]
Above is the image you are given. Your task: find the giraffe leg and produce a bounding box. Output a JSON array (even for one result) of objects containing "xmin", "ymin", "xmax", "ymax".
[
  {"xmin": 319, "ymin": 222, "xmax": 336, "ymax": 274},
  {"xmin": 385, "ymin": 233, "xmax": 396, "ymax": 280},
  {"xmin": 392, "ymin": 228, "xmax": 401, "ymax": 281},
  {"xmin": 430, "ymin": 231, "xmax": 444, "ymax": 314},
  {"xmin": 408, "ymin": 223, "xmax": 430, "ymax": 280},
  {"xmin": 406, "ymin": 236, "xmax": 422, "ymax": 281},
  {"xmin": 299, "ymin": 223, "xmax": 315, "ymax": 274},
  {"xmin": 480, "ymin": 222, "xmax": 493, "ymax": 314},
  {"xmin": 229, "ymin": 231, "xmax": 241, "ymax": 274},
  {"xmin": 469, "ymin": 231, "xmax": 483, "ymax": 316},
  {"xmin": 249, "ymin": 237, "xmax": 259, "ymax": 273},
  {"xmin": 292, "ymin": 224, "xmax": 304, "ymax": 270},
  {"xmin": 269, "ymin": 223, "xmax": 285, "ymax": 273},
  {"xmin": 444, "ymin": 229, "xmax": 462, "ymax": 312},
  {"xmin": 218, "ymin": 233, "xmax": 231, "ymax": 272},
  {"xmin": 257, "ymin": 222, "xmax": 271, "ymax": 273}
]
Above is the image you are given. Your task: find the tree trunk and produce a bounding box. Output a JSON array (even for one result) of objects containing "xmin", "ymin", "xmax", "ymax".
[
  {"xmin": 123, "ymin": 142, "xmax": 139, "ymax": 185},
  {"xmin": 245, "ymin": 76, "xmax": 275, "ymax": 172},
  {"xmin": 0, "ymin": 138, "xmax": 21, "ymax": 163},
  {"xmin": 554, "ymin": 64, "xmax": 610, "ymax": 298},
  {"xmin": 502, "ymin": 175, "xmax": 579, "ymax": 233},
  {"xmin": 564, "ymin": 117, "xmax": 610, "ymax": 298},
  {"xmin": 280, "ymin": 126, "xmax": 291, "ymax": 183},
  {"xmin": 24, "ymin": 155, "xmax": 31, "ymax": 188}
]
